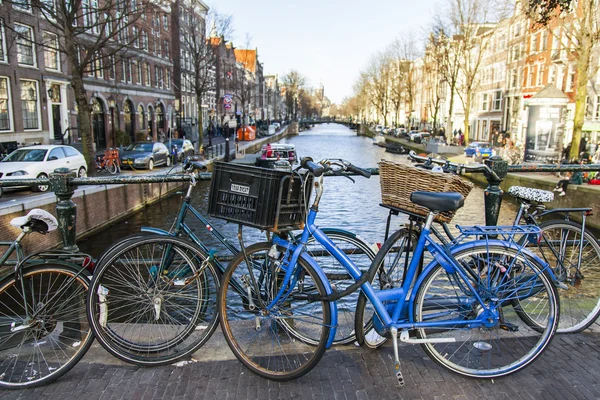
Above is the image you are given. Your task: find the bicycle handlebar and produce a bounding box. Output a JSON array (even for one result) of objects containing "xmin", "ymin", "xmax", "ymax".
[
  {"xmin": 183, "ymin": 157, "xmax": 208, "ymax": 173},
  {"xmin": 301, "ymin": 157, "xmax": 325, "ymax": 177},
  {"xmin": 408, "ymin": 151, "xmax": 500, "ymax": 181},
  {"xmin": 300, "ymin": 157, "xmax": 371, "ymax": 179}
]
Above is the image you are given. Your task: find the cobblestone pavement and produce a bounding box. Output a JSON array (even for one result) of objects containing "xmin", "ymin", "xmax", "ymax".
[{"xmin": 2, "ymin": 327, "xmax": 600, "ymax": 400}]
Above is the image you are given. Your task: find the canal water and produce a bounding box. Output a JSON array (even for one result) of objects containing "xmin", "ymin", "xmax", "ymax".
[{"xmin": 77, "ymin": 123, "xmax": 520, "ymax": 257}]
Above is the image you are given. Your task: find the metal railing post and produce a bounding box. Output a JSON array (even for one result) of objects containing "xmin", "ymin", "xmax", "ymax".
[
  {"xmin": 483, "ymin": 156, "xmax": 508, "ymax": 226},
  {"xmin": 49, "ymin": 168, "xmax": 78, "ymax": 251}
]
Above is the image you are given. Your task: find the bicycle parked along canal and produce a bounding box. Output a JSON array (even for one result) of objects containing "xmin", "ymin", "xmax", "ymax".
[
  {"xmin": 373, "ymin": 152, "xmax": 600, "ymax": 334},
  {"xmin": 217, "ymin": 157, "xmax": 559, "ymax": 383},
  {"xmin": 0, "ymin": 209, "xmax": 94, "ymax": 389},
  {"xmin": 86, "ymin": 158, "xmax": 376, "ymax": 366}
]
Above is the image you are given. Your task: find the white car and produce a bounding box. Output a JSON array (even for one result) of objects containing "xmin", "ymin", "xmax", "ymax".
[{"xmin": 0, "ymin": 145, "xmax": 87, "ymax": 193}]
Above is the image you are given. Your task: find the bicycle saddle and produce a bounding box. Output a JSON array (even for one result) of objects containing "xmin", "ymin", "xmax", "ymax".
[
  {"xmin": 410, "ymin": 191, "xmax": 464, "ymax": 212},
  {"xmin": 10, "ymin": 209, "xmax": 58, "ymax": 234},
  {"xmin": 508, "ymin": 186, "xmax": 554, "ymax": 203}
]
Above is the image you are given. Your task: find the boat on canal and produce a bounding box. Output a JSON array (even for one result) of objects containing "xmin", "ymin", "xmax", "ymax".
[{"xmin": 255, "ymin": 143, "xmax": 298, "ymax": 170}]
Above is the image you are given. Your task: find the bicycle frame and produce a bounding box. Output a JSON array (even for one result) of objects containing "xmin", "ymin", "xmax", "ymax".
[{"xmin": 269, "ymin": 202, "xmax": 554, "ymax": 350}]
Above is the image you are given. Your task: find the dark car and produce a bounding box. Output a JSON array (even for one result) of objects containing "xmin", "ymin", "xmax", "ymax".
[
  {"xmin": 165, "ymin": 139, "xmax": 194, "ymax": 162},
  {"xmin": 120, "ymin": 142, "xmax": 170, "ymax": 170}
]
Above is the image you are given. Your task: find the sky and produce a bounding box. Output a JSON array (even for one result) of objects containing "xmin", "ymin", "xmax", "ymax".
[{"xmin": 207, "ymin": 0, "xmax": 437, "ymax": 104}]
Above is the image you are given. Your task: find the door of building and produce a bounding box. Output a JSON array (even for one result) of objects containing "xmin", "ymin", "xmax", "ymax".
[
  {"xmin": 52, "ymin": 104, "xmax": 62, "ymax": 142},
  {"xmin": 92, "ymin": 99, "xmax": 106, "ymax": 150}
]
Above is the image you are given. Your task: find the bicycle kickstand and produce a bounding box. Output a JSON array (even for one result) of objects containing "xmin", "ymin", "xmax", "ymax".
[{"xmin": 390, "ymin": 327, "xmax": 405, "ymax": 386}]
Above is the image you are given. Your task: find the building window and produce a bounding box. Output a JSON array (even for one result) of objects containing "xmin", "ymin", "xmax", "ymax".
[
  {"xmin": 163, "ymin": 40, "xmax": 169, "ymax": 58},
  {"xmin": 595, "ymin": 95, "xmax": 600, "ymax": 120},
  {"xmin": 0, "ymin": 77, "xmax": 11, "ymax": 130},
  {"xmin": 540, "ymin": 30, "xmax": 548, "ymax": 51},
  {"xmin": 141, "ymin": 31, "xmax": 148, "ymax": 51},
  {"xmin": 537, "ymin": 65, "xmax": 544, "ymax": 86},
  {"xmin": 13, "ymin": 0, "xmax": 31, "ymax": 12},
  {"xmin": 0, "ymin": 20, "xmax": 6, "ymax": 63},
  {"xmin": 121, "ymin": 59, "xmax": 126, "ymax": 82},
  {"xmin": 166, "ymin": 69, "xmax": 171, "ymax": 89},
  {"xmin": 15, "ymin": 24, "xmax": 35, "ymax": 66},
  {"xmin": 154, "ymin": 67, "xmax": 159, "ymax": 88},
  {"xmin": 92, "ymin": 52, "xmax": 103, "ymax": 78},
  {"xmin": 163, "ymin": 15, "xmax": 168, "ymax": 30},
  {"xmin": 137, "ymin": 104, "xmax": 145, "ymax": 129},
  {"xmin": 145, "ymin": 63, "xmax": 150, "ymax": 86},
  {"xmin": 126, "ymin": 59, "xmax": 132, "ymax": 82},
  {"xmin": 132, "ymin": 26, "xmax": 139, "ymax": 48},
  {"xmin": 109, "ymin": 56, "xmax": 116, "ymax": 80},
  {"xmin": 549, "ymin": 66, "xmax": 556, "ymax": 84},
  {"xmin": 481, "ymin": 93, "xmax": 489, "ymax": 111},
  {"xmin": 43, "ymin": 32, "xmax": 60, "ymax": 71},
  {"xmin": 136, "ymin": 61, "xmax": 142, "ymax": 84},
  {"xmin": 527, "ymin": 66, "xmax": 534, "ymax": 87},
  {"xmin": 493, "ymin": 91, "xmax": 502, "ymax": 111},
  {"xmin": 20, "ymin": 80, "xmax": 39, "ymax": 130}
]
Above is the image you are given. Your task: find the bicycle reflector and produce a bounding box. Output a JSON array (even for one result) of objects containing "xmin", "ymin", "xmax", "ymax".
[{"xmin": 83, "ymin": 256, "xmax": 95, "ymax": 272}]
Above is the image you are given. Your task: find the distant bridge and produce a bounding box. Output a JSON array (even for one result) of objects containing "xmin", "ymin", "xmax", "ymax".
[{"xmin": 298, "ymin": 118, "xmax": 359, "ymax": 130}]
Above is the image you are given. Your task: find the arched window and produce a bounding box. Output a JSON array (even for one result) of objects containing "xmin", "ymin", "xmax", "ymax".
[{"xmin": 137, "ymin": 104, "xmax": 145, "ymax": 131}]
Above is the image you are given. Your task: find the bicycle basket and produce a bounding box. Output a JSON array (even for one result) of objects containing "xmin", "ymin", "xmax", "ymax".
[
  {"xmin": 208, "ymin": 162, "xmax": 312, "ymax": 231},
  {"xmin": 379, "ymin": 160, "xmax": 474, "ymax": 223}
]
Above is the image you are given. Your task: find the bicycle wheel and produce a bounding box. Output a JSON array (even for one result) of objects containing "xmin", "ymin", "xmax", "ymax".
[
  {"xmin": 219, "ymin": 242, "xmax": 331, "ymax": 381},
  {"xmin": 106, "ymin": 159, "xmax": 118, "ymax": 174},
  {"xmin": 296, "ymin": 229, "xmax": 375, "ymax": 345},
  {"xmin": 521, "ymin": 220, "xmax": 600, "ymax": 333},
  {"xmin": 413, "ymin": 245, "xmax": 559, "ymax": 378},
  {"xmin": 0, "ymin": 264, "xmax": 93, "ymax": 389},
  {"xmin": 87, "ymin": 236, "xmax": 220, "ymax": 366},
  {"xmin": 355, "ymin": 227, "xmax": 419, "ymax": 349}
]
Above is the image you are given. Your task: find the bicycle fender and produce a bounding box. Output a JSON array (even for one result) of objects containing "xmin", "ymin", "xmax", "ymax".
[
  {"xmin": 140, "ymin": 227, "xmax": 171, "ymax": 236},
  {"xmin": 407, "ymin": 240, "xmax": 554, "ymax": 323},
  {"xmin": 298, "ymin": 252, "xmax": 338, "ymax": 349}
]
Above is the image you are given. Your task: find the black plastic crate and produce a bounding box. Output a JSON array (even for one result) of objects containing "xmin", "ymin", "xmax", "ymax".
[{"xmin": 208, "ymin": 162, "xmax": 311, "ymax": 231}]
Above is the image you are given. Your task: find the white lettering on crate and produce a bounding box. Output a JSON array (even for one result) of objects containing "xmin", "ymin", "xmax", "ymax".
[{"xmin": 230, "ymin": 184, "xmax": 250, "ymax": 195}]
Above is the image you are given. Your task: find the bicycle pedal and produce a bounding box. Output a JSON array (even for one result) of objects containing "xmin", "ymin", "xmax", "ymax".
[{"xmin": 499, "ymin": 322, "xmax": 519, "ymax": 332}]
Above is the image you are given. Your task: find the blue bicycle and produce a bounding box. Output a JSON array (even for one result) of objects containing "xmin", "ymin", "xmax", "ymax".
[{"xmin": 217, "ymin": 158, "xmax": 560, "ymax": 382}]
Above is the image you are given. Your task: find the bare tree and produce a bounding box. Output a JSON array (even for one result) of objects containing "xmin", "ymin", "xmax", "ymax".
[
  {"xmin": 282, "ymin": 70, "xmax": 306, "ymax": 120},
  {"xmin": 363, "ymin": 52, "xmax": 394, "ymax": 126},
  {"xmin": 441, "ymin": 0, "xmax": 511, "ymax": 144},
  {"xmin": 389, "ymin": 36, "xmax": 419, "ymax": 127},
  {"xmin": 526, "ymin": 0, "xmax": 600, "ymax": 160},
  {"xmin": 182, "ymin": 9, "xmax": 233, "ymax": 153},
  {"xmin": 430, "ymin": 17, "xmax": 461, "ymax": 134},
  {"xmin": 5, "ymin": 0, "xmax": 155, "ymax": 171}
]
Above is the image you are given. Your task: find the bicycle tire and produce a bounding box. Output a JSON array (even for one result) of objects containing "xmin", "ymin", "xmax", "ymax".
[
  {"xmin": 414, "ymin": 245, "xmax": 559, "ymax": 378},
  {"xmin": 87, "ymin": 236, "xmax": 220, "ymax": 366},
  {"xmin": 106, "ymin": 159, "xmax": 118, "ymax": 174},
  {"xmin": 355, "ymin": 227, "xmax": 419, "ymax": 349},
  {"xmin": 0, "ymin": 263, "xmax": 93, "ymax": 389},
  {"xmin": 294, "ymin": 229, "xmax": 376, "ymax": 345},
  {"xmin": 219, "ymin": 242, "xmax": 331, "ymax": 381},
  {"xmin": 517, "ymin": 219, "xmax": 600, "ymax": 333}
]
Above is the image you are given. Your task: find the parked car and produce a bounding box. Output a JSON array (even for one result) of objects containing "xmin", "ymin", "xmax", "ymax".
[
  {"xmin": 464, "ymin": 141, "xmax": 493, "ymax": 158},
  {"xmin": 375, "ymin": 125, "xmax": 383, "ymax": 133},
  {"xmin": 409, "ymin": 131, "xmax": 423, "ymax": 142},
  {"xmin": 120, "ymin": 142, "xmax": 170, "ymax": 170},
  {"xmin": 0, "ymin": 145, "xmax": 87, "ymax": 193},
  {"xmin": 165, "ymin": 139, "xmax": 194, "ymax": 162}
]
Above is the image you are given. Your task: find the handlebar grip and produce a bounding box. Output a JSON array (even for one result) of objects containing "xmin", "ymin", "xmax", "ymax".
[
  {"xmin": 347, "ymin": 164, "xmax": 372, "ymax": 178},
  {"xmin": 183, "ymin": 157, "xmax": 208, "ymax": 172},
  {"xmin": 301, "ymin": 157, "xmax": 325, "ymax": 177}
]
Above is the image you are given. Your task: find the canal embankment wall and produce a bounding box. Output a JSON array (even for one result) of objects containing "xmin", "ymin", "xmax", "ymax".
[{"xmin": 0, "ymin": 126, "xmax": 293, "ymax": 254}]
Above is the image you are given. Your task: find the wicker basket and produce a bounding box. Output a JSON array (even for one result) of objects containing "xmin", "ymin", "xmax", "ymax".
[{"xmin": 379, "ymin": 160, "xmax": 474, "ymax": 223}]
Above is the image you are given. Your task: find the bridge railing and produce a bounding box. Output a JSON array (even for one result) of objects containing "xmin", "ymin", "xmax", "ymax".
[{"xmin": 4, "ymin": 155, "xmax": 600, "ymax": 251}]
